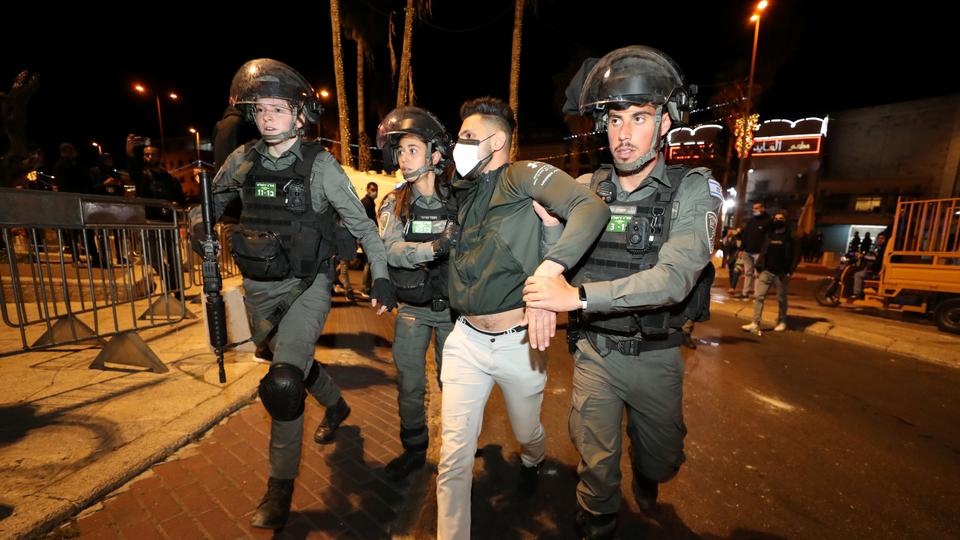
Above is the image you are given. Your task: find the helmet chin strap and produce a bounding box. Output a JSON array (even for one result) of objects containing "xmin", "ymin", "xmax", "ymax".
[
  {"xmin": 403, "ymin": 164, "xmax": 437, "ymax": 181},
  {"xmin": 613, "ymin": 106, "xmax": 664, "ymax": 177},
  {"xmin": 263, "ymin": 128, "xmax": 299, "ymax": 144}
]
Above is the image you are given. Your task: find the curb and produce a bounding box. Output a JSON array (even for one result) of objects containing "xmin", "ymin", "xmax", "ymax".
[
  {"xmin": 710, "ymin": 301, "xmax": 960, "ymax": 370},
  {"xmin": 12, "ymin": 359, "xmax": 265, "ymax": 540}
]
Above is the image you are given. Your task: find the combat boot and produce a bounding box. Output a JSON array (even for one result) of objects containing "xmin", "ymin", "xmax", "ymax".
[
  {"xmin": 249, "ymin": 477, "xmax": 294, "ymax": 530},
  {"xmin": 314, "ymin": 397, "xmax": 351, "ymax": 444}
]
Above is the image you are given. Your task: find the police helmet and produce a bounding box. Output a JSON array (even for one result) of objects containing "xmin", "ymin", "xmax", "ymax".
[
  {"xmin": 229, "ymin": 58, "xmax": 322, "ymax": 124},
  {"xmin": 376, "ymin": 106, "xmax": 451, "ymax": 173},
  {"xmin": 579, "ymin": 46, "xmax": 695, "ymax": 126}
]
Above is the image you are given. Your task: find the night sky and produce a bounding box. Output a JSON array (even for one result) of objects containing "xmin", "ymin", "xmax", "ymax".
[{"xmin": 2, "ymin": 0, "xmax": 956, "ymax": 167}]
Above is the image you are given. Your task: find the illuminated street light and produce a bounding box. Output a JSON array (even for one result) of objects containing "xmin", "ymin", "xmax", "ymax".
[
  {"xmin": 133, "ymin": 83, "xmax": 179, "ymax": 155},
  {"xmin": 317, "ymin": 88, "xmax": 331, "ymax": 144},
  {"xmin": 92, "ymin": 142, "xmax": 102, "ymax": 156},
  {"xmin": 189, "ymin": 128, "xmax": 201, "ymax": 164},
  {"xmin": 733, "ymin": 0, "xmax": 770, "ymax": 228}
]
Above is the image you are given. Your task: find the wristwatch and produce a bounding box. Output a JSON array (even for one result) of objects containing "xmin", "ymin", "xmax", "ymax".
[{"xmin": 578, "ymin": 285, "xmax": 588, "ymax": 311}]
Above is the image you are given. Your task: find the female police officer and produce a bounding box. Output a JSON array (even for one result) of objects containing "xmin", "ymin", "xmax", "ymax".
[{"xmin": 375, "ymin": 107, "xmax": 457, "ymax": 481}]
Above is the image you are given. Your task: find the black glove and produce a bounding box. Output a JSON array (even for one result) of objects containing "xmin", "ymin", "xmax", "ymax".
[
  {"xmin": 431, "ymin": 220, "xmax": 460, "ymax": 258},
  {"xmin": 191, "ymin": 222, "xmax": 207, "ymax": 255},
  {"xmin": 371, "ymin": 278, "xmax": 397, "ymax": 310}
]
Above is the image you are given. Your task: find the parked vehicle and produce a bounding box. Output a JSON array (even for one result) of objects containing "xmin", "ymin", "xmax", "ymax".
[{"xmin": 814, "ymin": 197, "xmax": 960, "ymax": 334}]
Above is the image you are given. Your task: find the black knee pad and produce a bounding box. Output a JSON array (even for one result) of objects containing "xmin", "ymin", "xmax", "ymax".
[{"xmin": 258, "ymin": 363, "xmax": 307, "ymax": 421}]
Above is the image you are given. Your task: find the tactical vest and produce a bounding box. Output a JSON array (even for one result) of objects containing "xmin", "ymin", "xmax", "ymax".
[
  {"xmin": 232, "ymin": 141, "xmax": 336, "ymax": 280},
  {"xmin": 579, "ymin": 164, "xmax": 707, "ymax": 338},
  {"xmin": 388, "ymin": 191, "xmax": 457, "ymax": 305}
]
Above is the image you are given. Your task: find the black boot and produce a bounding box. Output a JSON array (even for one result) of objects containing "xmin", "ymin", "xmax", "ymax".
[
  {"xmin": 250, "ymin": 477, "xmax": 293, "ymax": 530},
  {"xmin": 384, "ymin": 449, "xmax": 427, "ymax": 481},
  {"xmin": 575, "ymin": 505, "xmax": 617, "ymax": 540},
  {"xmin": 518, "ymin": 460, "xmax": 544, "ymax": 495},
  {"xmin": 314, "ymin": 397, "xmax": 351, "ymax": 444},
  {"xmin": 633, "ymin": 474, "xmax": 659, "ymax": 511}
]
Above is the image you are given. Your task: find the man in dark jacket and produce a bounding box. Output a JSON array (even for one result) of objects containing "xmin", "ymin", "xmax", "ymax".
[
  {"xmin": 127, "ymin": 135, "xmax": 186, "ymax": 293},
  {"xmin": 738, "ymin": 201, "xmax": 771, "ymax": 298},
  {"xmin": 358, "ymin": 181, "xmax": 378, "ymax": 295},
  {"xmin": 742, "ymin": 210, "xmax": 799, "ymax": 333}
]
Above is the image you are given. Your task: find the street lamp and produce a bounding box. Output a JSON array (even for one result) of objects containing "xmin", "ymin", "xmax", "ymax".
[
  {"xmin": 134, "ymin": 83, "xmax": 179, "ymax": 155},
  {"xmin": 189, "ymin": 128, "xmax": 201, "ymax": 164},
  {"xmin": 733, "ymin": 0, "xmax": 769, "ymax": 228},
  {"xmin": 317, "ymin": 88, "xmax": 331, "ymax": 145},
  {"xmin": 91, "ymin": 142, "xmax": 102, "ymax": 156}
]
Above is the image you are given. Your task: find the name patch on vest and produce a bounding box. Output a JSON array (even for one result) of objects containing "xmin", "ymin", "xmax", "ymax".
[
  {"xmin": 411, "ymin": 219, "xmax": 449, "ymax": 234},
  {"xmin": 606, "ymin": 205, "xmax": 636, "ymax": 233},
  {"xmin": 255, "ymin": 182, "xmax": 277, "ymax": 198}
]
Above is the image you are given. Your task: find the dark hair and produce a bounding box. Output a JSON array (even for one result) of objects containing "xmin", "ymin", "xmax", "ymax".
[
  {"xmin": 460, "ymin": 97, "xmax": 516, "ymax": 146},
  {"xmin": 366, "ymin": 182, "xmax": 378, "ymax": 190}
]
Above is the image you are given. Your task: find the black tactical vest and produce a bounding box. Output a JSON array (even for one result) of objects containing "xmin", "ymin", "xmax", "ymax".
[
  {"xmin": 579, "ymin": 164, "xmax": 700, "ymax": 338},
  {"xmin": 234, "ymin": 141, "xmax": 336, "ymax": 279},
  {"xmin": 388, "ymin": 191, "xmax": 457, "ymax": 305}
]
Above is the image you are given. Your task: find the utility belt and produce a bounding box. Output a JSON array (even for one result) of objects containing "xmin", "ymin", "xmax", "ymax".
[
  {"xmin": 568, "ymin": 311, "xmax": 682, "ymax": 356},
  {"xmin": 584, "ymin": 327, "xmax": 683, "ymax": 356},
  {"xmin": 405, "ymin": 297, "xmax": 450, "ymax": 312}
]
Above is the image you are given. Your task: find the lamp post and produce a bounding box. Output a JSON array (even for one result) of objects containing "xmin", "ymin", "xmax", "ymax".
[
  {"xmin": 189, "ymin": 128, "xmax": 201, "ymax": 164},
  {"xmin": 317, "ymin": 88, "xmax": 331, "ymax": 146},
  {"xmin": 733, "ymin": 0, "xmax": 769, "ymax": 228},
  {"xmin": 134, "ymin": 83, "xmax": 178, "ymax": 155},
  {"xmin": 92, "ymin": 142, "xmax": 102, "ymax": 156}
]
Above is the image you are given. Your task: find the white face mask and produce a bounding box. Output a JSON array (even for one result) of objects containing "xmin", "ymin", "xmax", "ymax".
[{"xmin": 453, "ymin": 135, "xmax": 494, "ymax": 178}]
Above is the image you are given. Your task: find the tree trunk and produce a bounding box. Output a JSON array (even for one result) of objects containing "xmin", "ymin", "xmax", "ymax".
[
  {"xmin": 356, "ymin": 40, "xmax": 371, "ymax": 171},
  {"xmin": 330, "ymin": 0, "xmax": 353, "ymax": 167},
  {"xmin": 396, "ymin": 0, "xmax": 415, "ymax": 107},
  {"xmin": 508, "ymin": 0, "xmax": 524, "ymax": 161}
]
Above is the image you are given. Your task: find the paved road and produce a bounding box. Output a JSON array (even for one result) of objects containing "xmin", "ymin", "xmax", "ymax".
[{"xmin": 419, "ymin": 313, "xmax": 960, "ymax": 539}]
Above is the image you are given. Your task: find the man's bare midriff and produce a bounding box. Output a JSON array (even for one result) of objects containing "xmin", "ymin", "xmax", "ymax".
[{"xmin": 465, "ymin": 307, "xmax": 525, "ymax": 332}]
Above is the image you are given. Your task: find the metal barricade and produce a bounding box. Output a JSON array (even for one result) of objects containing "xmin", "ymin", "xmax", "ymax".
[{"xmin": 0, "ymin": 189, "xmax": 202, "ymax": 371}]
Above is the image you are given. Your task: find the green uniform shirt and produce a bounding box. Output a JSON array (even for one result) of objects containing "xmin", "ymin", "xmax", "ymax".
[
  {"xmin": 207, "ymin": 138, "xmax": 388, "ymax": 281},
  {"xmin": 578, "ymin": 158, "xmax": 723, "ymax": 313},
  {"xmin": 379, "ymin": 183, "xmax": 565, "ymax": 269},
  {"xmin": 450, "ymin": 161, "xmax": 610, "ymax": 316}
]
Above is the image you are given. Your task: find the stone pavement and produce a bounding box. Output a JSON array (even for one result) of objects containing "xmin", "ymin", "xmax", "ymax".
[
  {"xmin": 2, "ymin": 272, "xmax": 438, "ymax": 539},
  {"xmin": 4, "ymin": 257, "xmax": 957, "ymax": 539}
]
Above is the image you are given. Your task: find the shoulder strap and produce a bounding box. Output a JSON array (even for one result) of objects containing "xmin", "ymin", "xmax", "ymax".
[
  {"xmin": 295, "ymin": 140, "xmax": 326, "ymax": 178},
  {"xmin": 590, "ymin": 164, "xmax": 615, "ymax": 191}
]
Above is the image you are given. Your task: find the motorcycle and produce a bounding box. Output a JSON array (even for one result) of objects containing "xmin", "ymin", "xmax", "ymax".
[{"xmin": 815, "ymin": 251, "xmax": 864, "ymax": 306}]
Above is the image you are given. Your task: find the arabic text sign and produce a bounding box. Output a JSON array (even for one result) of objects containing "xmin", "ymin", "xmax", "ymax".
[{"xmin": 752, "ymin": 136, "xmax": 821, "ymax": 157}]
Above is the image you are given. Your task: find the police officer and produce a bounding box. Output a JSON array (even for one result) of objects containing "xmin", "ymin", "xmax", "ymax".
[
  {"xmin": 375, "ymin": 106, "xmax": 458, "ymax": 480},
  {"xmin": 523, "ymin": 46, "xmax": 723, "ymax": 539},
  {"xmin": 194, "ymin": 58, "xmax": 396, "ymax": 530}
]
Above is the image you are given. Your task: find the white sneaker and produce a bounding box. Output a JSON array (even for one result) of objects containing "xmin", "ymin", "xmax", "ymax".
[
  {"xmin": 773, "ymin": 322, "xmax": 787, "ymax": 332},
  {"xmin": 741, "ymin": 322, "xmax": 760, "ymax": 333}
]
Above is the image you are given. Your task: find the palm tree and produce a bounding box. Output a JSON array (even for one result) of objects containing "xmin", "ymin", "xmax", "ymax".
[
  {"xmin": 329, "ymin": 0, "xmax": 353, "ymax": 167},
  {"xmin": 355, "ymin": 40, "xmax": 371, "ymax": 171},
  {"xmin": 342, "ymin": 1, "xmax": 390, "ymax": 172},
  {"xmin": 396, "ymin": 0, "xmax": 415, "ymax": 107},
  {"xmin": 395, "ymin": 0, "xmax": 432, "ymax": 107},
  {"xmin": 509, "ymin": 0, "xmax": 525, "ymax": 161}
]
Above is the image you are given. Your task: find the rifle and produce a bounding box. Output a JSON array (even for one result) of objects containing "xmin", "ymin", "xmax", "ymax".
[{"xmin": 199, "ymin": 170, "xmax": 228, "ymax": 383}]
